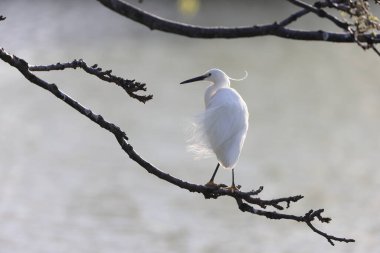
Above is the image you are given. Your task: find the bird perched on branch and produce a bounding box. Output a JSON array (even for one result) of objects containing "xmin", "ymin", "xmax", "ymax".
[{"xmin": 180, "ymin": 68, "xmax": 249, "ymax": 191}]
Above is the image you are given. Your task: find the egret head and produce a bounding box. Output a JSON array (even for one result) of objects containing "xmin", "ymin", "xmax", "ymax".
[{"xmin": 180, "ymin": 68, "xmax": 228, "ymax": 85}]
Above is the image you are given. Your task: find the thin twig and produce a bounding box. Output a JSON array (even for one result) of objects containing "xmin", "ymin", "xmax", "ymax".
[
  {"xmin": 304, "ymin": 209, "xmax": 354, "ymax": 246},
  {"xmin": 371, "ymin": 44, "xmax": 380, "ymax": 56},
  {"xmin": 236, "ymin": 198, "xmax": 354, "ymax": 246},
  {"xmin": 278, "ymin": 8, "xmax": 311, "ymax": 27},
  {"xmin": 287, "ymin": 0, "xmax": 349, "ymax": 30},
  {"xmin": 29, "ymin": 59, "xmax": 152, "ymax": 103},
  {"xmin": 0, "ymin": 48, "xmax": 128, "ymax": 139}
]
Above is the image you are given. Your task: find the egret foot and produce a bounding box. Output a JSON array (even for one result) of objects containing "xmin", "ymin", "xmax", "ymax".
[
  {"xmin": 225, "ymin": 169, "xmax": 241, "ymax": 192},
  {"xmin": 225, "ymin": 184, "xmax": 241, "ymax": 192},
  {"xmin": 205, "ymin": 181, "xmax": 228, "ymax": 189},
  {"xmin": 205, "ymin": 181, "xmax": 218, "ymax": 188}
]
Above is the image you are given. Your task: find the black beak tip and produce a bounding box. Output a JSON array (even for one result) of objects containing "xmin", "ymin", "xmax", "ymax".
[{"xmin": 179, "ymin": 74, "xmax": 208, "ymax": 85}]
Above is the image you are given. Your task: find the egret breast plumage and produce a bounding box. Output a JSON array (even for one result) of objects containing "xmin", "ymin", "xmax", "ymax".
[{"xmin": 180, "ymin": 68, "xmax": 249, "ymax": 190}]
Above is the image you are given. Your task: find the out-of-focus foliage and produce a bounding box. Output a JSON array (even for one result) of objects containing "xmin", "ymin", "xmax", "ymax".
[
  {"xmin": 177, "ymin": 0, "xmax": 200, "ymax": 16},
  {"xmin": 339, "ymin": 0, "xmax": 380, "ymax": 34}
]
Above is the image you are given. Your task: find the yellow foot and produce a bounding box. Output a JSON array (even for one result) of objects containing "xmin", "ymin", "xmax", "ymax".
[
  {"xmin": 224, "ymin": 184, "xmax": 241, "ymax": 192},
  {"xmin": 205, "ymin": 181, "xmax": 228, "ymax": 188}
]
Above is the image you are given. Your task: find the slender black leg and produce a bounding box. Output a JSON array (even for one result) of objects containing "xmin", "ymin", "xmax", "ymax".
[
  {"xmin": 231, "ymin": 169, "xmax": 236, "ymax": 188},
  {"xmin": 209, "ymin": 163, "xmax": 220, "ymax": 183},
  {"xmin": 205, "ymin": 163, "xmax": 220, "ymax": 187},
  {"xmin": 226, "ymin": 168, "xmax": 239, "ymax": 192}
]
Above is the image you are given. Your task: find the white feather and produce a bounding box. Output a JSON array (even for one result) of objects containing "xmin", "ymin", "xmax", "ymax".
[{"xmin": 188, "ymin": 88, "xmax": 249, "ymax": 169}]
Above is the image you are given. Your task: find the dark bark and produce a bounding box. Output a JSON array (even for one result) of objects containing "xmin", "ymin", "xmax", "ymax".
[{"xmin": 95, "ymin": 0, "xmax": 380, "ymax": 44}]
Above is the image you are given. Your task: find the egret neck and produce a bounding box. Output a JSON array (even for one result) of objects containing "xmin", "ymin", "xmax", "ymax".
[{"xmin": 204, "ymin": 72, "xmax": 230, "ymax": 107}]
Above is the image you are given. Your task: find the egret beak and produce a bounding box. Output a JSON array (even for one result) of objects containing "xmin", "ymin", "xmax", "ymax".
[{"xmin": 180, "ymin": 74, "xmax": 209, "ymax": 84}]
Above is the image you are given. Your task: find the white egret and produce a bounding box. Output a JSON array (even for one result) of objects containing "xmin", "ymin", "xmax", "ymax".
[{"xmin": 180, "ymin": 68, "xmax": 249, "ymax": 190}]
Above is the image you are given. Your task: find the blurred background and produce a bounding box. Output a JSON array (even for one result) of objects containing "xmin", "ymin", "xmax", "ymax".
[{"xmin": 0, "ymin": 0, "xmax": 380, "ymax": 252}]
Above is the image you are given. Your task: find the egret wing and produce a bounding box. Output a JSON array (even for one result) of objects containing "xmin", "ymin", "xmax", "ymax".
[{"xmin": 188, "ymin": 88, "xmax": 249, "ymax": 169}]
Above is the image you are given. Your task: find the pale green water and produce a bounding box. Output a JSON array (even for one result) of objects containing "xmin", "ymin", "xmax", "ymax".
[{"xmin": 0, "ymin": 1, "xmax": 380, "ymax": 252}]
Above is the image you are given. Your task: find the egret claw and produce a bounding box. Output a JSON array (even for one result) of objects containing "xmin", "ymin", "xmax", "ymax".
[
  {"xmin": 225, "ymin": 184, "xmax": 241, "ymax": 192},
  {"xmin": 205, "ymin": 181, "xmax": 219, "ymax": 188},
  {"xmin": 205, "ymin": 181, "xmax": 228, "ymax": 189}
]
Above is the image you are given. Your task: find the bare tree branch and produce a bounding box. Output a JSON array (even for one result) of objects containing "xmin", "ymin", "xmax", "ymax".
[
  {"xmin": 278, "ymin": 8, "xmax": 311, "ymax": 27},
  {"xmin": 288, "ymin": 0, "xmax": 349, "ymax": 30},
  {"xmin": 291, "ymin": 0, "xmax": 380, "ymax": 55},
  {"xmin": 95, "ymin": 0, "xmax": 380, "ymax": 43},
  {"xmin": 0, "ymin": 47, "xmax": 355, "ymax": 245},
  {"xmin": 0, "ymin": 48, "xmax": 129, "ymax": 138},
  {"xmin": 95, "ymin": 0, "xmax": 380, "ymax": 56},
  {"xmin": 29, "ymin": 59, "xmax": 152, "ymax": 103}
]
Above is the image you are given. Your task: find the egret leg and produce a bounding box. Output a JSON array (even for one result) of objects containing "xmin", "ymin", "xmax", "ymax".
[
  {"xmin": 205, "ymin": 163, "xmax": 220, "ymax": 187},
  {"xmin": 232, "ymin": 169, "xmax": 236, "ymax": 188},
  {"xmin": 226, "ymin": 169, "xmax": 240, "ymax": 192}
]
